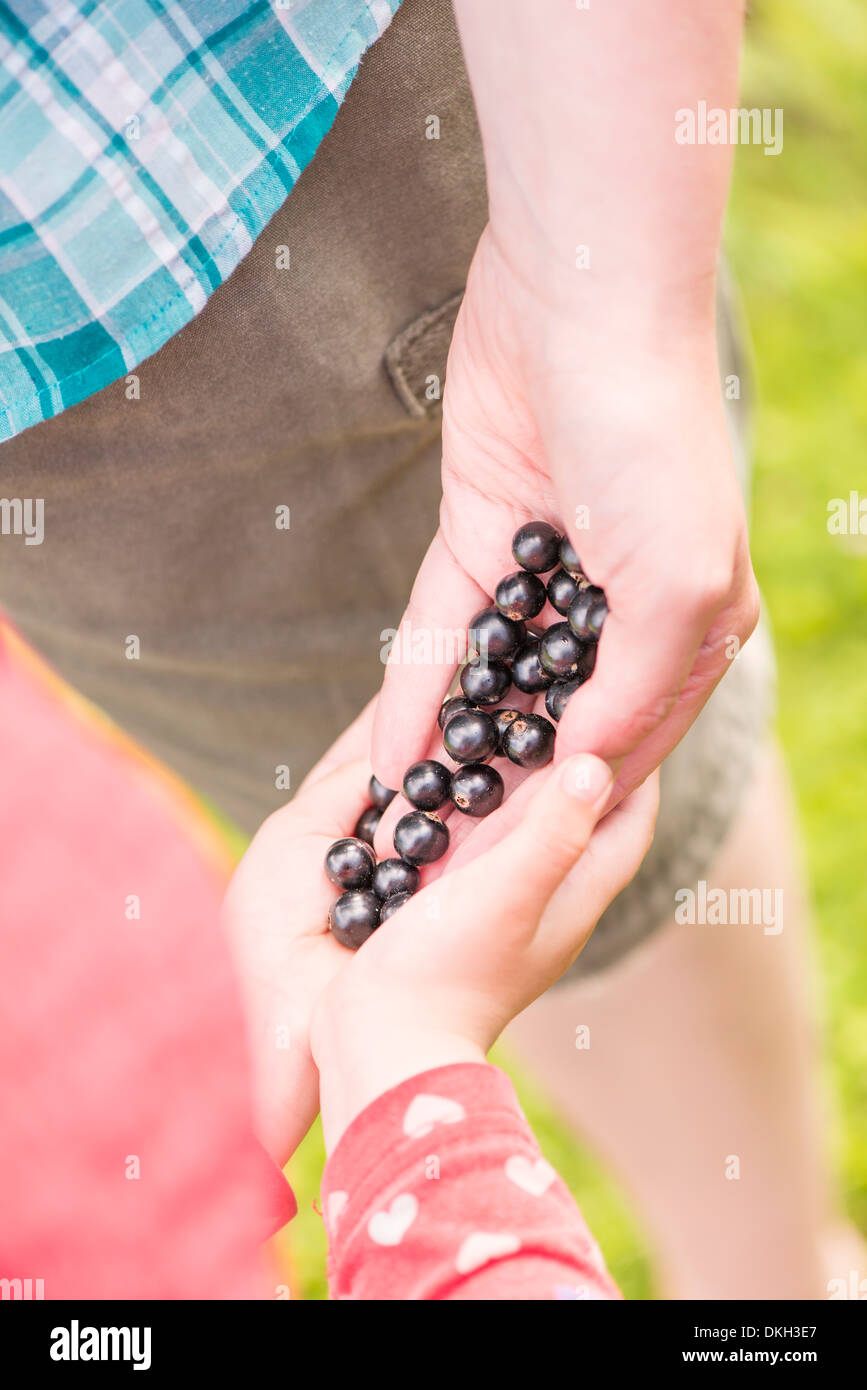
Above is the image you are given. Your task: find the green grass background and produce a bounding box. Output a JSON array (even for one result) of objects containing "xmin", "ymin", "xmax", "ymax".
[{"xmin": 272, "ymin": 0, "xmax": 867, "ymax": 1298}]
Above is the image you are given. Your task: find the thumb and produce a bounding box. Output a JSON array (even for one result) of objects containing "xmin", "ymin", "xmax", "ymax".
[{"xmin": 450, "ymin": 754, "xmax": 614, "ymax": 928}]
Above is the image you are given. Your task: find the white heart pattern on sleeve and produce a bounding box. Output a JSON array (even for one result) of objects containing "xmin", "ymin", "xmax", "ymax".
[
  {"xmin": 455, "ymin": 1231, "xmax": 521, "ymax": 1274},
  {"xmin": 367, "ymin": 1193, "xmax": 419, "ymax": 1247},
  {"xmin": 504, "ymin": 1154, "xmax": 556, "ymax": 1197},
  {"xmin": 402, "ymin": 1093, "xmax": 466, "ymax": 1139}
]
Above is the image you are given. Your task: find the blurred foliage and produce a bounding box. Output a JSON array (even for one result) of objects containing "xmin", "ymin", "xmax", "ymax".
[
  {"xmin": 730, "ymin": 0, "xmax": 867, "ymax": 1241},
  {"xmin": 276, "ymin": 0, "xmax": 867, "ymax": 1298}
]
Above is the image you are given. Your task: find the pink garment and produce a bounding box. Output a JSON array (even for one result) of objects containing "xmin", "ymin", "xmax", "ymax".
[
  {"xmin": 0, "ymin": 632, "xmax": 293, "ymax": 1298},
  {"xmin": 321, "ymin": 1063, "xmax": 620, "ymax": 1301}
]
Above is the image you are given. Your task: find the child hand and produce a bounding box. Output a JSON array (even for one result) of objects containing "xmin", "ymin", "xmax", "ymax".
[
  {"xmin": 221, "ymin": 700, "xmax": 380, "ymax": 1165},
  {"xmin": 311, "ymin": 754, "xmax": 657, "ymax": 1146},
  {"xmin": 224, "ymin": 696, "xmax": 657, "ymax": 1159}
]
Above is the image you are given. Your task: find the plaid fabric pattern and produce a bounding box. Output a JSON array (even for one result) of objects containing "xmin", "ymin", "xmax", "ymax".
[{"xmin": 0, "ymin": 0, "xmax": 401, "ymax": 442}]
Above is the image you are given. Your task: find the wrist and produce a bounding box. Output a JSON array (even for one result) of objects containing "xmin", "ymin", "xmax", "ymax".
[
  {"xmin": 475, "ymin": 224, "xmax": 719, "ymax": 370},
  {"xmin": 311, "ymin": 990, "xmax": 485, "ymax": 1153}
]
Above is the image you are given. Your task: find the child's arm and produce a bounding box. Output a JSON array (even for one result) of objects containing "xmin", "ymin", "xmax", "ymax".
[
  {"xmin": 304, "ymin": 756, "xmax": 658, "ymax": 1299},
  {"xmin": 225, "ymin": 704, "xmax": 657, "ymax": 1298},
  {"xmin": 319, "ymin": 1063, "xmax": 619, "ymax": 1301}
]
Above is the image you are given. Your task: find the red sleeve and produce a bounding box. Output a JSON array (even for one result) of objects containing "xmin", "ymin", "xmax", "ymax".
[
  {"xmin": 0, "ymin": 622, "xmax": 293, "ymax": 1297},
  {"xmin": 321, "ymin": 1063, "xmax": 620, "ymax": 1301}
]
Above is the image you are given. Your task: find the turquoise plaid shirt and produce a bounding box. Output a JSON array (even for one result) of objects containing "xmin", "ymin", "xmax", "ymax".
[{"xmin": 0, "ymin": 0, "xmax": 401, "ymax": 442}]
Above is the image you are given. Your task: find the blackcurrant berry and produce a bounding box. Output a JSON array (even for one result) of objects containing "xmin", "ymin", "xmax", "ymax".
[
  {"xmin": 372, "ymin": 857, "xmax": 421, "ymax": 899},
  {"xmin": 510, "ymin": 637, "xmax": 554, "ymax": 693},
  {"xmin": 567, "ymin": 586, "xmax": 607, "ymax": 641},
  {"xmin": 379, "ymin": 890, "xmax": 414, "ymax": 923},
  {"xmin": 577, "ymin": 641, "xmax": 598, "ymax": 680},
  {"xmin": 547, "ymin": 567, "xmax": 580, "ymax": 616},
  {"xmin": 354, "ymin": 805, "xmax": 381, "ymax": 845},
  {"xmin": 369, "ymin": 774, "xmax": 397, "ymax": 811},
  {"xmin": 324, "ymin": 836, "xmax": 376, "ymax": 889},
  {"xmin": 587, "ymin": 597, "xmax": 608, "ymax": 638},
  {"xmin": 438, "ymin": 694, "xmax": 476, "ymax": 730},
  {"xmin": 545, "ymin": 677, "xmax": 583, "ymax": 723},
  {"xmin": 460, "ymin": 657, "xmax": 511, "ymax": 706},
  {"xmin": 511, "ymin": 520, "xmax": 562, "ymax": 574},
  {"xmin": 492, "ymin": 707, "xmax": 522, "ymax": 752},
  {"xmin": 450, "ymin": 763, "xmax": 505, "ymax": 817},
  {"xmin": 502, "ymin": 713, "xmax": 556, "ymax": 769},
  {"xmin": 403, "ymin": 759, "xmax": 452, "ymax": 811},
  {"xmin": 442, "ymin": 708, "xmax": 499, "ymax": 764},
  {"xmin": 394, "ymin": 810, "xmax": 450, "ymax": 865},
  {"xmin": 494, "ymin": 571, "xmax": 547, "ymax": 622},
  {"xmin": 539, "ymin": 622, "xmax": 584, "ymax": 678},
  {"xmin": 559, "ymin": 537, "xmax": 585, "ymax": 578},
  {"xmin": 469, "ymin": 606, "xmax": 525, "ymax": 662},
  {"xmin": 329, "ymin": 889, "xmax": 380, "ymax": 949}
]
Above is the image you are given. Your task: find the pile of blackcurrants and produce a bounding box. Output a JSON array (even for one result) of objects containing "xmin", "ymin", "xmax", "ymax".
[{"xmin": 324, "ymin": 520, "xmax": 607, "ymax": 949}]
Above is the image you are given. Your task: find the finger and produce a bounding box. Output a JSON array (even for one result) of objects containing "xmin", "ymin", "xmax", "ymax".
[
  {"xmin": 224, "ymin": 757, "xmax": 373, "ymax": 944},
  {"xmin": 420, "ymin": 672, "xmax": 588, "ymax": 878},
  {"xmin": 280, "ymin": 756, "xmax": 373, "ymax": 840},
  {"xmin": 435, "ymin": 748, "xmax": 553, "ymax": 877},
  {"xmin": 298, "ymin": 695, "xmax": 378, "ymax": 794},
  {"xmin": 604, "ymin": 588, "xmax": 760, "ymax": 802},
  {"xmin": 442, "ymin": 753, "xmax": 614, "ymax": 931},
  {"xmin": 554, "ymin": 586, "xmax": 706, "ymax": 774},
  {"xmin": 542, "ymin": 771, "xmax": 660, "ymax": 943},
  {"xmin": 371, "ymin": 529, "xmax": 488, "ymax": 787}
]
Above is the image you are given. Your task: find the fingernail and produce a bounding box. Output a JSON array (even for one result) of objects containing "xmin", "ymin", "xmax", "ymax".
[{"xmin": 560, "ymin": 754, "xmax": 613, "ymax": 808}]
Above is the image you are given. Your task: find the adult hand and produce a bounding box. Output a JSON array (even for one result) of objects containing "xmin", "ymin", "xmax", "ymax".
[
  {"xmin": 371, "ymin": 227, "xmax": 759, "ymax": 805},
  {"xmin": 372, "ymin": 0, "xmax": 758, "ymax": 805}
]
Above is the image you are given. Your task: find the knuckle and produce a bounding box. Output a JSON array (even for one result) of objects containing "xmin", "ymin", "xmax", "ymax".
[
  {"xmin": 661, "ymin": 551, "xmax": 737, "ymax": 621},
  {"xmin": 693, "ymin": 562, "xmax": 737, "ymax": 617},
  {"xmin": 544, "ymin": 817, "xmax": 590, "ymax": 867},
  {"xmin": 605, "ymin": 695, "xmax": 677, "ymax": 753}
]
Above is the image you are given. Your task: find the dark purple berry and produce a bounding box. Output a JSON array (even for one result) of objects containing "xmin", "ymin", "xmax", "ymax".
[
  {"xmin": 577, "ymin": 641, "xmax": 598, "ymax": 680},
  {"xmin": 403, "ymin": 759, "xmax": 451, "ymax": 811},
  {"xmin": 539, "ymin": 622, "xmax": 584, "ymax": 678},
  {"xmin": 567, "ymin": 586, "xmax": 607, "ymax": 641},
  {"xmin": 372, "ymin": 857, "xmax": 421, "ymax": 899},
  {"xmin": 369, "ymin": 774, "xmax": 397, "ymax": 811},
  {"xmin": 492, "ymin": 707, "xmax": 522, "ymax": 752},
  {"xmin": 547, "ymin": 567, "xmax": 580, "ymax": 616},
  {"xmin": 502, "ymin": 713, "xmax": 556, "ymax": 769},
  {"xmin": 545, "ymin": 677, "xmax": 583, "ymax": 723},
  {"xmin": 394, "ymin": 810, "xmax": 450, "ymax": 865},
  {"xmin": 468, "ymin": 606, "xmax": 524, "ymax": 661},
  {"xmin": 494, "ymin": 571, "xmax": 547, "ymax": 622},
  {"xmin": 324, "ymin": 836, "xmax": 375, "ymax": 889},
  {"xmin": 511, "ymin": 520, "xmax": 562, "ymax": 574},
  {"xmin": 442, "ymin": 708, "xmax": 499, "ymax": 764},
  {"xmin": 438, "ymin": 694, "xmax": 476, "ymax": 730},
  {"xmin": 460, "ymin": 657, "xmax": 511, "ymax": 706},
  {"xmin": 450, "ymin": 763, "xmax": 505, "ymax": 817},
  {"xmin": 329, "ymin": 889, "xmax": 380, "ymax": 949},
  {"xmin": 354, "ymin": 805, "xmax": 381, "ymax": 845},
  {"xmin": 379, "ymin": 890, "xmax": 414, "ymax": 923},
  {"xmin": 510, "ymin": 637, "xmax": 553, "ymax": 693},
  {"xmin": 587, "ymin": 598, "xmax": 608, "ymax": 638},
  {"xmin": 559, "ymin": 537, "xmax": 584, "ymax": 577}
]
